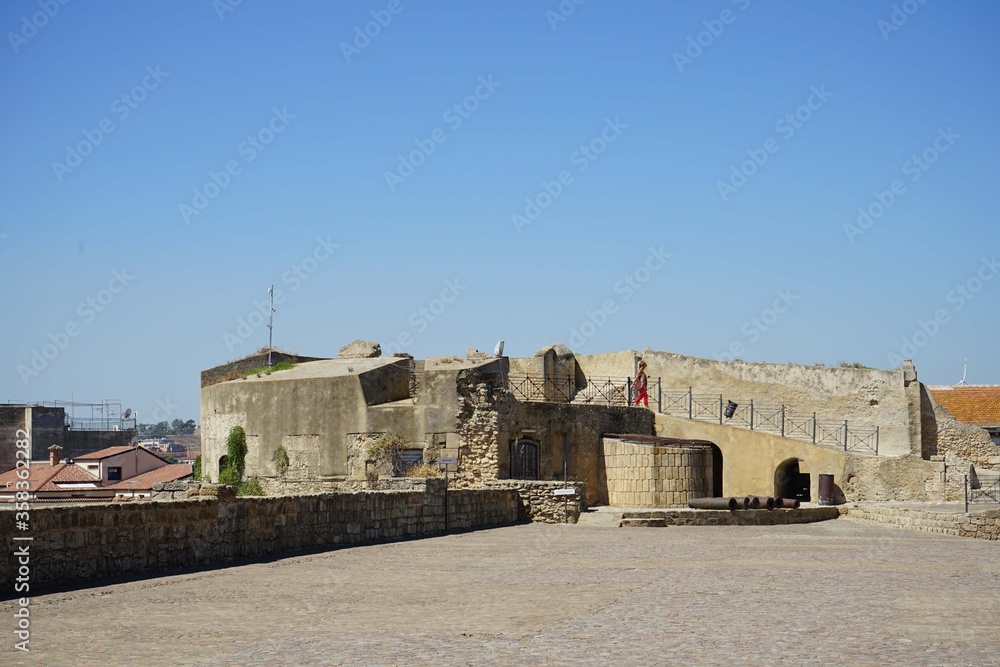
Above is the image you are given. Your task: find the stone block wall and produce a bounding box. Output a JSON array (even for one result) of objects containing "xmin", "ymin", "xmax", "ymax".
[
  {"xmin": 602, "ymin": 438, "xmax": 712, "ymax": 508},
  {"xmin": 0, "ymin": 479, "xmax": 518, "ymax": 591},
  {"xmin": 841, "ymin": 453, "xmax": 947, "ymax": 502},
  {"xmin": 845, "ymin": 504, "xmax": 1000, "ymax": 541},
  {"xmin": 933, "ymin": 409, "xmax": 1000, "ymax": 469},
  {"xmin": 484, "ymin": 480, "xmax": 587, "ymax": 523}
]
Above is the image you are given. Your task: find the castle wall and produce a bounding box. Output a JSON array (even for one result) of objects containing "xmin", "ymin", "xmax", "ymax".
[
  {"xmin": 572, "ymin": 350, "xmax": 914, "ymax": 456},
  {"xmin": 0, "ymin": 480, "xmax": 519, "ymax": 591},
  {"xmin": 200, "ymin": 373, "xmax": 370, "ymax": 482}
]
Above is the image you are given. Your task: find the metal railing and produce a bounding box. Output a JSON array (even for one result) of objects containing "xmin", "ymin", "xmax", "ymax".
[
  {"xmin": 966, "ymin": 474, "xmax": 1000, "ymax": 511},
  {"xmin": 67, "ymin": 417, "xmax": 137, "ymax": 432},
  {"xmin": 506, "ymin": 374, "xmax": 880, "ymax": 455}
]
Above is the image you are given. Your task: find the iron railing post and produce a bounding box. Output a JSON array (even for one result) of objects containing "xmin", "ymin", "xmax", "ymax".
[
  {"xmin": 843, "ymin": 421, "xmax": 849, "ymax": 451},
  {"xmin": 719, "ymin": 394, "xmax": 723, "ymax": 424},
  {"xmin": 875, "ymin": 426, "xmax": 879, "ymax": 455},
  {"xmin": 657, "ymin": 378, "xmax": 662, "ymax": 413},
  {"xmin": 627, "ymin": 377, "xmax": 632, "ymax": 406},
  {"xmin": 749, "ymin": 400, "xmax": 754, "ymax": 430},
  {"xmin": 688, "ymin": 387, "xmax": 693, "ymax": 419},
  {"xmin": 965, "ymin": 474, "xmax": 969, "ymax": 513},
  {"xmin": 781, "ymin": 405, "xmax": 785, "ymax": 437},
  {"xmin": 812, "ymin": 412, "xmax": 816, "ymax": 444}
]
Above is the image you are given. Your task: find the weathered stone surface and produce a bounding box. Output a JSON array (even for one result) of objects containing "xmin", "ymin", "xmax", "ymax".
[
  {"xmin": 485, "ymin": 480, "xmax": 587, "ymax": 523},
  {"xmin": 338, "ymin": 339, "xmax": 381, "ymax": 359},
  {"xmin": 844, "ymin": 504, "xmax": 1000, "ymax": 541},
  {"xmin": 0, "ymin": 481, "xmax": 519, "ymax": 590}
]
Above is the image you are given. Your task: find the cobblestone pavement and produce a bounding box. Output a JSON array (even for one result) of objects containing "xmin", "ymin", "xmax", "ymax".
[{"xmin": 3, "ymin": 519, "xmax": 999, "ymax": 666}]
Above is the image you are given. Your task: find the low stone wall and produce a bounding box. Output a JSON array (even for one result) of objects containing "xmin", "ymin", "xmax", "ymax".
[
  {"xmin": 0, "ymin": 479, "xmax": 518, "ymax": 591},
  {"xmin": 844, "ymin": 504, "xmax": 1000, "ymax": 541},
  {"xmin": 254, "ymin": 476, "xmax": 427, "ymax": 497},
  {"xmin": 620, "ymin": 507, "xmax": 840, "ymax": 527},
  {"xmin": 602, "ymin": 438, "xmax": 712, "ymax": 508},
  {"xmin": 485, "ymin": 480, "xmax": 587, "ymax": 523}
]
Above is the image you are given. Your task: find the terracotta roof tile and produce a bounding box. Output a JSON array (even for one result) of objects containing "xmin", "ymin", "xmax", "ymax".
[
  {"xmin": 0, "ymin": 463, "xmax": 100, "ymax": 493},
  {"xmin": 929, "ymin": 386, "xmax": 1000, "ymax": 426},
  {"xmin": 106, "ymin": 464, "xmax": 192, "ymax": 491},
  {"xmin": 75, "ymin": 445, "xmax": 142, "ymax": 460}
]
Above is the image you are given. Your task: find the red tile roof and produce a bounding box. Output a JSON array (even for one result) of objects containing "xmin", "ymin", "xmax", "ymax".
[
  {"xmin": 929, "ymin": 385, "xmax": 1000, "ymax": 426},
  {"xmin": 106, "ymin": 464, "xmax": 192, "ymax": 491},
  {"xmin": 0, "ymin": 463, "xmax": 101, "ymax": 493},
  {"xmin": 74, "ymin": 445, "xmax": 143, "ymax": 460}
]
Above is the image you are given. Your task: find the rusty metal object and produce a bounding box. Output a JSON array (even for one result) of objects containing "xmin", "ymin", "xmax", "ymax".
[
  {"xmin": 687, "ymin": 497, "xmax": 739, "ymax": 511},
  {"xmin": 818, "ymin": 474, "xmax": 835, "ymax": 505},
  {"xmin": 748, "ymin": 496, "xmax": 776, "ymax": 511},
  {"xmin": 740, "ymin": 496, "xmax": 751, "ymax": 509},
  {"xmin": 775, "ymin": 497, "xmax": 800, "ymax": 509}
]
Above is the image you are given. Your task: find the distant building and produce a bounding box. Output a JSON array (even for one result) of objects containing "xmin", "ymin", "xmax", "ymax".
[
  {"xmin": 0, "ymin": 401, "xmax": 137, "ymax": 471},
  {"xmin": 0, "ymin": 443, "xmax": 190, "ymax": 502}
]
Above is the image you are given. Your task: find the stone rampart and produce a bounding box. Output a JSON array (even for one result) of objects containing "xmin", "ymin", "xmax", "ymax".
[
  {"xmin": 844, "ymin": 504, "xmax": 1000, "ymax": 541},
  {"xmin": 0, "ymin": 479, "xmax": 518, "ymax": 591}
]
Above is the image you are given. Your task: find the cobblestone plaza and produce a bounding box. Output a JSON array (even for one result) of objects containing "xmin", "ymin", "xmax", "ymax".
[{"xmin": 4, "ymin": 519, "xmax": 998, "ymax": 666}]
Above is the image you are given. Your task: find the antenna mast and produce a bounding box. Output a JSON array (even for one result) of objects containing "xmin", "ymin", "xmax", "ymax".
[{"xmin": 267, "ymin": 285, "xmax": 276, "ymax": 367}]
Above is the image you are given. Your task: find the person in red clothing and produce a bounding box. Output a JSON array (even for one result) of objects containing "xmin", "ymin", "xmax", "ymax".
[{"xmin": 633, "ymin": 360, "xmax": 649, "ymax": 408}]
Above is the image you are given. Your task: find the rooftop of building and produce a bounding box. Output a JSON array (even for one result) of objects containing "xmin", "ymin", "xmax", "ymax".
[{"xmin": 928, "ymin": 385, "xmax": 1000, "ymax": 426}]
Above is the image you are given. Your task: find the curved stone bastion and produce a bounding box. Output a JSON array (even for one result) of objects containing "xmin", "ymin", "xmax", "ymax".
[{"xmin": 602, "ymin": 435, "xmax": 713, "ymax": 508}]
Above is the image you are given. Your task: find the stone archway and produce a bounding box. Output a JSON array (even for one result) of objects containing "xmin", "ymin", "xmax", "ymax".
[
  {"xmin": 709, "ymin": 444, "xmax": 724, "ymax": 497},
  {"xmin": 775, "ymin": 458, "xmax": 811, "ymax": 502}
]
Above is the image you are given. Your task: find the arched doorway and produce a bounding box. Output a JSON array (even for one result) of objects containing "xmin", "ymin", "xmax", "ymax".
[
  {"xmin": 775, "ymin": 458, "xmax": 810, "ymax": 501},
  {"xmin": 509, "ymin": 438, "xmax": 539, "ymax": 480},
  {"xmin": 709, "ymin": 444, "xmax": 724, "ymax": 497}
]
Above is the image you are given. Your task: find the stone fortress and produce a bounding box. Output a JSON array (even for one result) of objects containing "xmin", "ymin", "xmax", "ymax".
[
  {"xmin": 200, "ymin": 340, "xmax": 1000, "ymax": 511},
  {"xmin": 6, "ymin": 340, "xmax": 998, "ymax": 593}
]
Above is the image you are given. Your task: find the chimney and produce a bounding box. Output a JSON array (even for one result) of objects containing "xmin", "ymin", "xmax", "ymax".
[{"xmin": 48, "ymin": 444, "xmax": 63, "ymax": 466}]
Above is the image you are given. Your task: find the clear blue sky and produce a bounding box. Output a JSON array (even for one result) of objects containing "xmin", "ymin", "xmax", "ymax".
[{"xmin": 2, "ymin": 1, "xmax": 998, "ymax": 424}]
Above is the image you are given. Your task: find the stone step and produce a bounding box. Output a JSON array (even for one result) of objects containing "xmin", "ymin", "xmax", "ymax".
[
  {"xmin": 576, "ymin": 511, "xmax": 624, "ymax": 527},
  {"xmin": 621, "ymin": 517, "xmax": 667, "ymax": 528}
]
